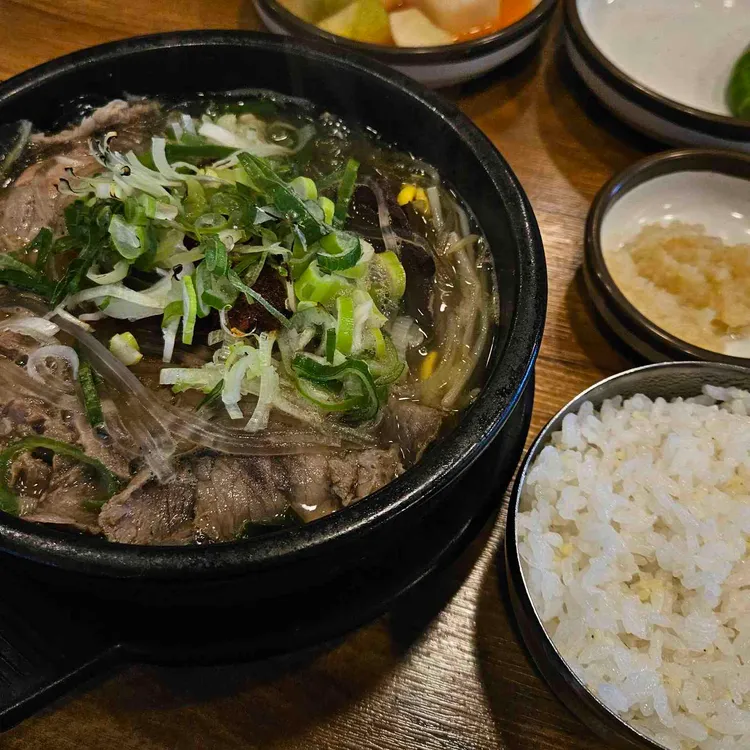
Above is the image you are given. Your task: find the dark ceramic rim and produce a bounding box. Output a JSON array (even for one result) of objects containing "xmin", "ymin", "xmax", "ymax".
[
  {"xmin": 564, "ymin": 0, "xmax": 750, "ymax": 141},
  {"xmin": 254, "ymin": 0, "xmax": 557, "ymax": 64},
  {"xmin": 506, "ymin": 361, "xmax": 750, "ymax": 750},
  {"xmin": 585, "ymin": 148, "xmax": 750, "ymax": 366},
  {"xmin": 0, "ymin": 30, "xmax": 546, "ymax": 578}
]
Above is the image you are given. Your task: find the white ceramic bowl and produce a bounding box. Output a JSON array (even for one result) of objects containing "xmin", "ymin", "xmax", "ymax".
[
  {"xmin": 583, "ymin": 148, "xmax": 750, "ymax": 364},
  {"xmin": 564, "ymin": 0, "xmax": 750, "ymax": 151},
  {"xmin": 253, "ymin": 0, "xmax": 557, "ymax": 88}
]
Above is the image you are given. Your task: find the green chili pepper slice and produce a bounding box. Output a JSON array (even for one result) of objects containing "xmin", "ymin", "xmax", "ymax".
[
  {"xmin": 78, "ymin": 357, "xmax": 105, "ymax": 431},
  {"xmin": 291, "ymin": 354, "xmax": 380, "ymax": 422},
  {"xmin": 0, "ymin": 436, "xmax": 124, "ymax": 515}
]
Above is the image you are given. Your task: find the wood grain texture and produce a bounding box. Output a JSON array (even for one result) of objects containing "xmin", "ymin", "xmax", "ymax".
[{"xmin": 0, "ymin": 4, "xmax": 664, "ymax": 748}]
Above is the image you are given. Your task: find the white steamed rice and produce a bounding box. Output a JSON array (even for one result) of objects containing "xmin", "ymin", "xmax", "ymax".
[{"xmin": 517, "ymin": 385, "xmax": 750, "ymax": 750}]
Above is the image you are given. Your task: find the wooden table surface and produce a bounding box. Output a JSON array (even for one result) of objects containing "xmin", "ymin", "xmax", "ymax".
[{"xmin": 0, "ymin": 2, "xmax": 658, "ymax": 748}]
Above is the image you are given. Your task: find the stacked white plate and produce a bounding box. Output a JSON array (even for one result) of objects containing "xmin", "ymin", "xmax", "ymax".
[{"xmin": 565, "ymin": 0, "xmax": 750, "ymax": 151}]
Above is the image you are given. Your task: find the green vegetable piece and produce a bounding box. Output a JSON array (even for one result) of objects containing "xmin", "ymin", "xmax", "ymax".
[
  {"xmin": 292, "ymin": 354, "xmax": 380, "ymax": 422},
  {"xmin": 182, "ymin": 275, "xmax": 198, "ymax": 345},
  {"xmin": 375, "ymin": 250, "xmax": 406, "ymax": 299},
  {"xmin": 109, "ymin": 332, "xmax": 143, "ymax": 366},
  {"xmin": 25, "ymin": 228, "xmax": 54, "ymax": 272},
  {"xmin": 335, "ymin": 295, "xmax": 355, "ymax": 355},
  {"xmin": 318, "ymin": 196, "xmax": 335, "ymax": 225},
  {"xmin": 233, "ymin": 250, "xmax": 268, "ymax": 286},
  {"xmin": 194, "ymin": 262, "xmax": 210, "ymax": 319},
  {"xmin": 165, "ymin": 143, "xmax": 236, "ymax": 164},
  {"xmin": 0, "ymin": 436, "xmax": 123, "ymax": 515},
  {"xmin": 109, "ymin": 214, "xmax": 146, "ymax": 260},
  {"xmin": 334, "ymin": 158, "xmax": 359, "ymax": 229},
  {"xmin": 4, "ymin": 231, "xmax": 60, "ymax": 295},
  {"xmin": 371, "ymin": 327, "xmax": 387, "ymax": 359},
  {"xmin": 0, "ymin": 268, "xmax": 54, "ymax": 299},
  {"xmin": 318, "ymin": 230, "xmax": 362, "ymax": 272},
  {"xmin": 202, "ymin": 235, "xmax": 229, "ymax": 277},
  {"xmin": 77, "ymin": 357, "xmax": 105, "ymax": 430},
  {"xmin": 367, "ymin": 331, "xmax": 405, "ymax": 385},
  {"xmin": 237, "ymin": 153, "xmax": 326, "ymax": 243},
  {"xmin": 290, "ymin": 176, "xmax": 318, "ymax": 201},
  {"xmin": 162, "ymin": 299, "xmax": 183, "ymax": 328},
  {"xmin": 184, "ymin": 177, "xmax": 208, "ymax": 222},
  {"xmin": 325, "ymin": 328, "xmax": 336, "ymax": 363},
  {"xmin": 51, "ymin": 200, "xmax": 114, "ymax": 306},
  {"xmin": 294, "ymin": 260, "xmax": 349, "ymax": 305},
  {"xmin": 0, "ymin": 252, "xmax": 37, "ymax": 276},
  {"xmin": 197, "ymin": 378, "xmax": 225, "ymax": 413},
  {"xmin": 728, "ymin": 48, "xmax": 750, "ymax": 119},
  {"xmin": 124, "ymin": 196, "xmax": 149, "ymax": 227}
]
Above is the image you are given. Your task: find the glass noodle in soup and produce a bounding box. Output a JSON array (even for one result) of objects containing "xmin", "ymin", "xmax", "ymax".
[{"xmin": 0, "ymin": 95, "xmax": 497, "ymax": 545}]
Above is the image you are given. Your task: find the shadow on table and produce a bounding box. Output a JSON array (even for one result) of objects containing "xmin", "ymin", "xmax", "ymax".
[
  {"xmin": 537, "ymin": 33, "xmax": 656, "ymax": 200},
  {"xmin": 8, "ymin": 514, "xmax": 495, "ymax": 749},
  {"xmin": 565, "ymin": 266, "xmax": 633, "ymax": 375},
  {"xmin": 473, "ymin": 536, "xmax": 603, "ymax": 750},
  {"xmin": 443, "ymin": 34, "xmax": 545, "ymax": 127}
]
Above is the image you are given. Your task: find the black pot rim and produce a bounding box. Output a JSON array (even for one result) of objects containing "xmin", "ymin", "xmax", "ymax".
[
  {"xmin": 564, "ymin": 0, "xmax": 750, "ymax": 141},
  {"xmin": 254, "ymin": 0, "xmax": 558, "ymax": 64},
  {"xmin": 0, "ymin": 30, "xmax": 546, "ymax": 579},
  {"xmin": 585, "ymin": 147, "xmax": 750, "ymax": 366}
]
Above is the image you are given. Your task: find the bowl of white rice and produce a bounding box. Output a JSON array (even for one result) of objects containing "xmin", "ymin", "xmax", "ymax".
[{"xmin": 507, "ymin": 361, "xmax": 750, "ymax": 750}]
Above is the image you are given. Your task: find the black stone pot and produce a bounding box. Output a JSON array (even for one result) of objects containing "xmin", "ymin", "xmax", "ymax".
[{"xmin": 0, "ymin": 32, "xmax": 546, "ymax": 608}]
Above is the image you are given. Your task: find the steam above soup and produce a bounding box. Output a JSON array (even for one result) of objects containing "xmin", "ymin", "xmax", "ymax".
[{"xmin": 0, "ymin": 96, "xmax": 497, "ymax": 544}]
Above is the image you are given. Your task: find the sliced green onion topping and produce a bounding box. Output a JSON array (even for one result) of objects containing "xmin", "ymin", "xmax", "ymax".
[
  {"xmin": 109, "ymin": 332, "xmax": 143, "ymax": 366},
  {"xmin": 334, "ymin": 158, "xmax": 359, "ymax": 229},
  {"xmin": 181, "ymin": 275, "xmax": 198, "ymax": 345},
  {"xmin": 27, "ymin": 228, "xmax": 54, "ymax": 272},
  {"xmin": 165, "ymin": 143, "xmax": 236, "ymax": 163},
  {"xmin": 367, "ymin": 332, "xmax": 405, "ymax": 385},
  {"xmin": 290, "ymin": 176, "xmax": 318, "ymax": 201},
  {"xmin": 294, "ymin": 261, "xmax": 349, "ymax": 305},
  {"xmin": 318, "ymin": 230, "xmax": 362, "ymax": 272},
  {"xmin": 197, "ymin": 378, "xmax": 225, "ymax": 413},
  {"xmin": 109, "ymin": 214, "xmax": 146, "ymax": 260},
  {"xmin": 335, "ymin": 295, "xmax": 355, "ymax": 355},
  {"xmin": 162, "ymin": 299, "xmax": 183, "ymax": 328},
  {"xmin": 325, "ymin": 328, "xmax": 336, "ymax": 363},
  {"xmin": 202, "ymin": 235, "xmax": 229, "ymax": 277},
  {"xmin": 292, "ymin": 354, "xmax": 380, "ymax": 422},
  {"xmin": 78, "ymin": 357, "xmax": 105, "ymax": 430},
  {"xmin": 375, "ymin": 251, "xmax": 406, "ymax": 299},
  {"xmin": 371, "ymin": 327, "xmax": 387, "ymax": 360},
  {"xmin": 318, "ymin": 196, "xmax": 335, "ymax": 225},
  {"xmin": 237, "ymin": 153, "xmax": 326, "ymax": 243}
]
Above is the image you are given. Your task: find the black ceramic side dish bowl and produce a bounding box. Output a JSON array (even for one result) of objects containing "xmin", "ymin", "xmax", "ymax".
[
  {"xmin": 0, "ymin": 32, "xmax": 546, "ymax": 611},
  {"xmin": 584, "ymin": 148, "xmax": 750, "ymax": 365}
]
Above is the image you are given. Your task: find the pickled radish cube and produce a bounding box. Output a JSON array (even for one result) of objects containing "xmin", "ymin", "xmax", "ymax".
[
  {"xmin": 389, "ymin": 8, "xmax": 453, "ymax": 47},
  {"xmin": 415, "ymin": 0, "xmax": 501, "ymax": 34}
]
